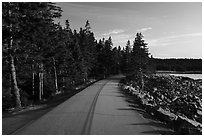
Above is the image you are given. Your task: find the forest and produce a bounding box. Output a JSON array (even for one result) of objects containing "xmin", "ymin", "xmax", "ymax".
[{"xmin": 2, "ymin": 2, "xmax": 202, "ymax": 110}]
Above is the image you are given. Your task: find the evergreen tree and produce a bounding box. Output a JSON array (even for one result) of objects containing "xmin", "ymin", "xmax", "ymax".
[
  {"xmin": 46, "ymin": 22, "xmax": 73, "ymax": 94},
  {"xmin": 21, "ymin": 2, "xmax": 62, "ymax": 100},
  {"xmin": 125, "ymin": 40, "xmax": 131, "ymax": 53},
  {"xmin": 65, "ymin": 19, "xmax": 71, "ymax": 31},
  {"xmin": 93, "ymin": 39, "xmax": 105, "ymax": 77},
  {"xmin": 131, "ymin": 33, "xmax": 149, "ymax": 90},
  {"xmin": 71, "ymin": 29, "xmax": 84, "ymax": 85},
  {"xmin": 85, "ymin": 20, "xmax": 91, "ymax": 34},
  {"xmin": 124, "ymin": 40, "xmax": 132, "ymax": 73},
  {"xmin": 78, "ymin": 21, "xmax": 96, "ymax": 81},
  {"xmin": 102, "ymin": 37, "xmax": 113, "ymax": 76},
  {"xmin": 2, "ymin": 2, "xmax": 62, "ymax": 105},
  {"xmin": 3, "ymin": 2, "xmax": 24, "ymax": 109},
  {"xmin": 112, "ymin": 47, "xmax": 121, "ymax": 74}
]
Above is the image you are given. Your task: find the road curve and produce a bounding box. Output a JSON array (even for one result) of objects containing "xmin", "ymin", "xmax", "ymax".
[{"xmin": 13, "ymin": 75, "xmax": 175, "ymax": 135}]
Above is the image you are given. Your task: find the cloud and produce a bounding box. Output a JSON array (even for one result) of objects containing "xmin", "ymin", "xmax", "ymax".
[
  {"xmin": 111, "ymin": 34, "xmax": 135, "ymax": 46},
  {"xmin": 165, "ymin": 32, "xmax": 201, "ymax": 39},
  {"xmin": 147, "ymin": 32, "xmax": 201, "ymax": 47},
  {"xmin": 137, "ymin": 27, "xmax": 152, "ymax": 32},
  {"xmin": 102, "ymin": 29, "xmax": 125, "ymax": 36},
  {"xmin": 113, "ymin": 34, "xmax": 133, "ymax": 41}
]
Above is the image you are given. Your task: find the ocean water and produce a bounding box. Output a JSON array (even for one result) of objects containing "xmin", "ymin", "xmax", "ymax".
[{"xmin": 169, "ymin": 74, "xmax": 202, "ymax": 80}]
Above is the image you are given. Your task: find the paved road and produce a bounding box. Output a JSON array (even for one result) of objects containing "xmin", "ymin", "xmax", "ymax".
[{"xmin": 12, "ymin": 75, "xmax": 175, "ymax": 135}]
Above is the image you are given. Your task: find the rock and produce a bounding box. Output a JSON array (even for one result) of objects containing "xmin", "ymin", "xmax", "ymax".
[
  {"xmin": 175, "ymin": 115, "xmax": 202, "ymax": 135},
  {"xmin": 120, "ymin": 73, "xmax": 202, "ymax": 134},
  {"xmin": 155, "ymin": 107, "xmax": 177, "ymax": 123}
]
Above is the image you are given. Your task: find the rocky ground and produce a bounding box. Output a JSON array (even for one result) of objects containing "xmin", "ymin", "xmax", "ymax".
[{"xmin": 119, "ymin": 74, "xmax": 202, "ymax": 135}]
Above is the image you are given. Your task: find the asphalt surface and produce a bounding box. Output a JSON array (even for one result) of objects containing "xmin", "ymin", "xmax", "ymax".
[{"xmin": 11, "ymin": 75, "xmax": 175, "ymax": 135}]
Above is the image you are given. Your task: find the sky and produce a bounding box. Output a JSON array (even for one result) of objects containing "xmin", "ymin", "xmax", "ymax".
[{"xmin": 55, "ymin": 2, "xmax": 202, "ymax": 58}]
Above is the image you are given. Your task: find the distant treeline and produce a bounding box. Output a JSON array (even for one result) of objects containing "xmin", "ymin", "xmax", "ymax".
[{"xmin": 153, "ymin": 58, "xmax": 202, "ymax": 73}]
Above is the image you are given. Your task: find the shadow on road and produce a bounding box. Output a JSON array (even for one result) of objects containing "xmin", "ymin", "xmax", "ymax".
[
  {"xmin": 130, "ymin": 121, "xmax": 170, "ymax": 129},
  {"xmin": 141, "ymin": 130, "xmax": 176, "ymax": 135},
  {"xmin": 117, "ymin": 108, "xmax": 138, "ymax": 111},
  {"xmin": 105, "ymin": 75, "xmax": 125, "ymax": 82},
  {"xmin": 116, "ymin": 86, "xmax": 176, "ymax": 135}
]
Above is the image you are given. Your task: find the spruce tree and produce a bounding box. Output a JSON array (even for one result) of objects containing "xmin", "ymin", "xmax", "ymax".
[
  {"xmin": 3, "ymin": 2, "xmax": 23, "ymax": 109},
  {"xmin": 124, "ymin": 40, "xmax": 132, "ymax": 73},
  {"xmin": 3, "ymin": 2, "xmax": 62, "ymax": 103},
  {"xmin": 131, "ymin": 33, "xmax": 149, "ymax": 90}
]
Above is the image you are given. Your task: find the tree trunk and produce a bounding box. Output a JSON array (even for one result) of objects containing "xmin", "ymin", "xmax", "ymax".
[
  {"xmin": 38, "ymin": 71, "xmax": 42, "ymax": 101},
  {"xmin": 84, "ymin": 72, "xmax": 88, "ymax": 82},
  {"xmin": 38, "ymin": 63, "xmax": 44, "ymax": 101},
  {"xmin": 41, "ymin": 70, "xmax": 44, "ymax": 96},
  {"xmin": 8, "ymin": 8, "xmax": 22, "ymax": 109},
  {"xmin": 140, "ymin": 69, "xmax": 144, "ymax": 91},
  {"xmin": 62, "ymin": 76, "xmax": 65, "ymax": 93},
  {"xmin": 52, "ymin": 57, "xmax": 59, "ymax": 94},
  {"xmin": 139, "ymin": 62, "xmax": 144, "ymax": 91},
  {"xmin": 9, "ymin": 54, "xmax": 22, "ymax": 109},
  {"xmin": 32, "ymin": 64, "xmax": 35, "ymax": 96},
  {"xmin": 60, "ymin": 70, "xmax": 65, "ymax": 93}
]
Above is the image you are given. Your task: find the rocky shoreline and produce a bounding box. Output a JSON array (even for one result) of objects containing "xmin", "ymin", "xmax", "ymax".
[{"xmin": 119, "ymin": 74, "xmax": 202, "ymax": 135}]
